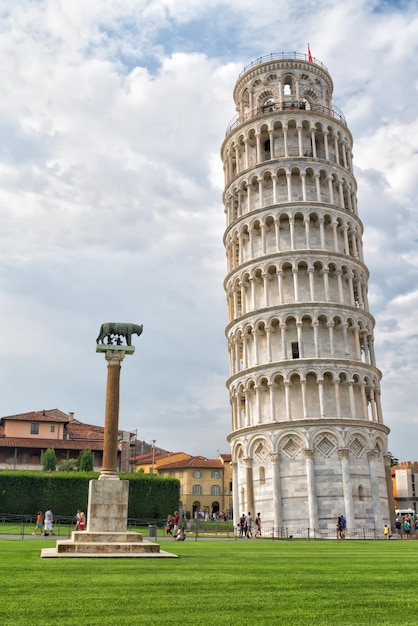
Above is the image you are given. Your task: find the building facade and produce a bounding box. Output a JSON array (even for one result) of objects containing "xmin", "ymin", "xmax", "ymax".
[
  {"xmin": 0, "ymin": 409, "xmax": 114, "ymax": 471},
  {"xmin": 392, "ymin": 462, "xmax": 418, "ymax": 513},
  {"xmin": 157, "ymin": 455, "xmax": 232, "ymax": 519},
  {"xmin": 221, "ymin": 52, "xmax": 392, "ymax": 535}
]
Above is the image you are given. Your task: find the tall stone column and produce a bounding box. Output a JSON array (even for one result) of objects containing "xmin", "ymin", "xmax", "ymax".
[
  {"xmin": 383, "ymin": 452, "xmax": 395, "ymax": 530},
  {"xmin": 269, "ymin": 452, "xmax": 282, "ymax": 532},
  {"xmin": 87, "ymin": 343, "xmax": 134, "ymax": 531},
  {"xmin": 98, "ymin": 346, "xmax": 134, "ymax": 479},
  {"xmin": 339, "ymin": 448, "xmax": 354, "ymax": 533},
  {"xmin": 243, "ymin": 457, "xmax": 254, "ymax": 515},
  {"xmin": 367, "ymin": 449, "xmax": 381, "ymax": 531},
  {"xmin": 304, "ymin": 448, "xmax": 319, "ymax": 532},
  {"xmin": 231, "ymin": 462, "xmax": 239, "ymax": 526}
]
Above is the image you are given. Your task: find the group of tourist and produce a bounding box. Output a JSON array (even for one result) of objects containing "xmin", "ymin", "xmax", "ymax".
[
  {"xmin": 32, "ymin": 507, "xmax": 86, "ymax": 536},
  {"xmin": 238, "ymin": 512, "xmax": 262, "ymax": 538},
  {"xmin": 165, "ymin": 511, "xmax": 186, "ymax": 541},
  {"xmin": 32, "ymin": 508, "xmax": 55, "ymax": 536},
  {"xmin": 393, "ymin": 513, "xmax": 418, "ymax": 539}
]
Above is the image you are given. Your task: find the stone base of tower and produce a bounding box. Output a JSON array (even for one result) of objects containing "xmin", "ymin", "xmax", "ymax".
[
  {"xmin": 230, "ymin": 420, "xmax": 391, "ymax": 538},
  {"xmin": 41, "ymin": 479, "xmax": 177, "ymax": 558}
]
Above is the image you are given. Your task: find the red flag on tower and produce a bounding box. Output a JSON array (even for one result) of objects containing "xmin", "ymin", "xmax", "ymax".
[{"xmin": 308, "ymin": 43, "xmax": 313, "ymax": 63}]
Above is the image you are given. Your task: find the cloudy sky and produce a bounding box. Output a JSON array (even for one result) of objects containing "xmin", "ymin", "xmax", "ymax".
[{"xmin": 0, "ymin": 0, "xmax": 417, "ymax": 461}]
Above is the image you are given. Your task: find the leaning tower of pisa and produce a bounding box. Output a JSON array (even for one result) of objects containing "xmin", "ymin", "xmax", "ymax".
[{"xmin": 221, "ymin": 52, "xmax": 393, "ymax": 536}]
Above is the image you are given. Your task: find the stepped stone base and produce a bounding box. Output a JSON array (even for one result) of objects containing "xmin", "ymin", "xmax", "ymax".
[{"xmin": 41, "ymin": 531, "xmax": 177, "ymax": 558}]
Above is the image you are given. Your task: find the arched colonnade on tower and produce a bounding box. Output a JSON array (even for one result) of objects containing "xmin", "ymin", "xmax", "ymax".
[
  {"xmin": 224, "ymin": 164, "xmax": 357, "ymax": 222},
  {"xmin": 225, "ymin": 208, "xmax": 363, "ymax": 272},
  {"xmin": 229, "ymin": 365, "xmax": 383, "ymax": 429},
  {"xmin": 227, "ymin": 310, "xmax": 376, "ymax": 373},
  {"xmin": 225, "ymin": 257, "xmax": 369, "ymax": 321},
  {"xmin": 223, "ymin": 116, "xmax": 353, "ymax": 185}
]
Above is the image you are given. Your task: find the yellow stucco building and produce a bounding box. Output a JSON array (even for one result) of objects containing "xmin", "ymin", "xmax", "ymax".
[{"xmin": 157, "ymin": 454, "xmax": 232, "ymax": 519}]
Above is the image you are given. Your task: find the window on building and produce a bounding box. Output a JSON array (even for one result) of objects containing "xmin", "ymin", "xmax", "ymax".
[
  {"xmin": 211, "ymin": 485, "xmax": 221, "ymax": 495},
  {"xmin": 50, "ymin": 426, "xmax": 55, "ymax": 433},
  {"xmin": 291, "ymin": 342, "xmax": 300, "ymax": 359},
  {"xmin": 30, "ymin": 423, "xmax": 39, "ymax": 435},
  {"xmin": 169, "ymin": 471, "xmax": 175, "ymax": 477},
  {"xmin": 193, "ymin": 470, "xmax": 202, "ymax": 478},
  {"xmin": 211, "ymin": 471, "xmax": 220, "ymax": 479},
  {"xmin": 192, "ymin": 484, "xmax": 201, "ymax": 495}
]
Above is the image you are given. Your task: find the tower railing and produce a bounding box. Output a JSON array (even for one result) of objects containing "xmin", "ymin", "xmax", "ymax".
[
  {"xmin": 238, "ymin": 52, "xmax": 328, "ymax": 78},
  {"xmin": 225, "ymin": 101, "xmax": 347, "ymax": 136}
]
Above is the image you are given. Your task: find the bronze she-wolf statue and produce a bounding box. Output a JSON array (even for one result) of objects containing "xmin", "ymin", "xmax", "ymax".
[{"xmin": 96, "ymin": 322, "xmax": 143, "ymax": 347}]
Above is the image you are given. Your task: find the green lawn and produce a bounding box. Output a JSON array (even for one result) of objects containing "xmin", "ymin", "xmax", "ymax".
[{"xmin": 0, "ymin": 538, "xmax": 416, "ymax": 625}]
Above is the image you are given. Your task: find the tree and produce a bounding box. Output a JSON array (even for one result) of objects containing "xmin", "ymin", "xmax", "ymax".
[
  {"xmin": 58, "ymin": 459, "xmax": 78, "ymax": 472},
  {"xmin": 78, "ymin": 449, "xmax": 93, "ymax": 472},
  {"xmin": 390, "ymin": 454, "xmax": 399, "ymax": 467},
  {"xmin": 42, "ymin": 448, "xmax": 56, "ymax": 471}
]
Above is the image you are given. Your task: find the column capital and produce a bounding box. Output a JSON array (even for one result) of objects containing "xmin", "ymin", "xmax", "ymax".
[
  {"xmin": 338, "ymin": 447, "xmax": 350, "ymax": 460},
  {"xmin": 96, "ymin": 344, "xmax": 135, "ymax": 366}
]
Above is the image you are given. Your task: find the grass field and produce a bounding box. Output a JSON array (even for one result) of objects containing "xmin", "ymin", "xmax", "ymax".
[{"xmin": 0, "ymin": 537, "xmax": 416, "ymax": 625}]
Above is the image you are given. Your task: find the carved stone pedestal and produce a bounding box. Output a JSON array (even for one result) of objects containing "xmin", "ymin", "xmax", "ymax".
[{"xmin": 41, "ymin": 479, "xmax": 176, "ymax": 558}]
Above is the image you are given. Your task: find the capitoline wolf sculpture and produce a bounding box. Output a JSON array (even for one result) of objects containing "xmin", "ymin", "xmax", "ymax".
[{"xmin": 96, "ymin": 322, "xmax": 143, "ymax": 347}]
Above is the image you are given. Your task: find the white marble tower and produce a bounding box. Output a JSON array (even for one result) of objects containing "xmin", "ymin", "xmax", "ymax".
[{"xmin": 221, "ymin": 52, "xmax": 392, "ymax": 536}]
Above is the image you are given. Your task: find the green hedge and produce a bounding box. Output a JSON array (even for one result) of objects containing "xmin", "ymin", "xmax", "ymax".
[{"xmin": 0, "ymin": 471, "xmax": 179, "ymax": 518}]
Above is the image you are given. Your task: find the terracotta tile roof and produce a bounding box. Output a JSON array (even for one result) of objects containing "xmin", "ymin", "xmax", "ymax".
[
  {"xmin": 219, "ymin": 453, "xmax": 232, "ymax": 462},
  {"xmin": 0, "ymin": 437, "xmax": 104, "ymax": 450},
  {"xmin": 129, "ymin": 450, "xmax": 174, "ymax": 464},
  {"xmin": 66, "ymin": 423, "xmax": 105, "ymax": 440},
  {"xmin": 0, "ymin": 409, "xmax": 70, "ymax": 423},
  {"xmin": 158, "ymin": 456, "xmax": 224, "ymax": 470}
]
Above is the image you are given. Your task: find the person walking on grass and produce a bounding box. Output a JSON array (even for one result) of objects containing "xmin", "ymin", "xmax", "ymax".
[
  {"xmin": 254, "ymin": 512, "xmax": 262, "ymax": 538},
  {"xmin": 43, "ymin": 508, "xmax": 54, "ymax": 536},
  {"xmin": 165, "ymin": 514, "xmax": 173, "ymax": 536},
  {"xmin": 32, "ymin": 511, "xmax": 43, "ymax": 535},
  {"xmin": 383, "ymin": 524, "xmax": 389, "ymax": 539},
  {"xmin": 239, "ymin": 513, "xmax": 246, "ymax": 537},
  {"xmin": 246, "ymin": 512, "xmax": 252, "ymax": 538}
]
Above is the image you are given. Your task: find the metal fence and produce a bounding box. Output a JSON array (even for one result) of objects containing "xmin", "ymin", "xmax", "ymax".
[{"xmin": 0, "ymin": 514, "xmax": 409, "ymax": 541}]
